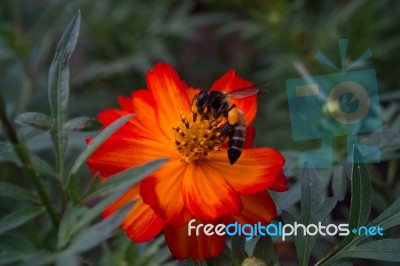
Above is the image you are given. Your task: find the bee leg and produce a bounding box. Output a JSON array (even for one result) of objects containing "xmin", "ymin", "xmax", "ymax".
[
  {"xmin": 214, "ymin": 101, "xmax": 230, "ymax": 118},
  {"xmin": 221, "ymin": 123, "xmax": 232, "ymax": 137}
]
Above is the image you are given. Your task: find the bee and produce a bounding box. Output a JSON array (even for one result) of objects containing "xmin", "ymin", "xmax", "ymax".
[{"xmin": 193, "ymin": 85, "xmax": 261, "ymax": 165}]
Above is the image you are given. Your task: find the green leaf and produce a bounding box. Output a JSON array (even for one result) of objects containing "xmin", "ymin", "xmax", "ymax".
[
  {"xmin": 367, "ymin": 196, "xmax": 400, "ymax": 232},
  {"xmin": 341, "ymin": 147, "xmax": 371, "ymax": 246},
  {"xmin": 0, "ymin": 141, "xmax": 19, "ymax": 164},
  {"xmin": 57, "ymin": 203, "xmax": 89, "ymax": 249},
  {"xmin": 30, "ymin": 153, "xmax": 58, "ymax": 178},
  {"xmin": 58, "ymin": 159, "xmax": 165, "ymax": 249},
  {"xmin": 0, "ymin": 251, "xmax": 46, "ymax": 266},
  {"xmin": 231, "ymin": 235, "xmax": 246, "ymax": 263},
  {"xmin": 0, "ymin": 233, "xmax": 40, "ymax": 265},
  {"xmin": 0, "ymin": 182, "xmax": 39, "ymax": 203},
  {"xmin": 0, "ymin": 142, "xmax": 57, "ymax": 178},
  {"xmin": 14, "ymin": 112, "xmax": 53, "ymax": 130},
  {"xmin": 139, "ymin": 236, "xmax": 171, "ymax": 265},
  {"xmin": 299, "ymin": 163, "xmax": 321, "ymax": 266},
  {"xmin": 340, "ymin": 239, "xmax": 400, "ymax": 262},
  {"xmin": 253, "ymin": 235, "xmax": 274, "ymax": 263},
  {"xmin": 67, "ymin": 113, "xmax": 134, "ymax": 182},
  {"xmin": 0, "ymin": 207, "xmax": 44, "ymax": 235},
  {"xmin": 63, "ymin": 202, "xmax": 134, "ymax": 255},
  {"xmin": 63, "ymin": 116, "xmax": 99, "ymax": 132},
  {"xmin": 315, "ymin": 148, "xmax": 373, "ymax": 265},
  {"xmin": 301, "ymin": 163, "xmax": 322, "ymax": 225},
  {"xmin": 313, "ymin": 197, "xmax": 337, "ymax": 222},
  {"xmin": 349, "ymin": 147, "xmax": 371, "ymax": 225},
  {"xmin": 81, "ymin": 157, "xmax": 166, "ymax": 201},
  {"xmin": 58, "ymin": 194, "xmax": 131, "ymax": 249},
  {"xmin": 48, "ymin": 11, "xmax": 81, "ymax": 179},
  {"xmin": 283, "ymin": 164, "xmax": 336, "ymax": 266},
  {"xmin": 56, "ymin": 253, "xmax": 80, "ymax": 266}
]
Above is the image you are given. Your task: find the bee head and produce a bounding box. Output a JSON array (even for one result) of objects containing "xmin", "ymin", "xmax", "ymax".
[{"xmin": 195, "ymin": 90, "xmax": 209, "ymax": 112}]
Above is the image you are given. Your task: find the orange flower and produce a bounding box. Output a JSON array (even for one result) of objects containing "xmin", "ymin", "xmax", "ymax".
[{"xmin": 87, "ymin": 63, "xmax": 287, "ymax": 260}]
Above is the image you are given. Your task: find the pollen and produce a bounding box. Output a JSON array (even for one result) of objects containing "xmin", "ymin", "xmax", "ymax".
[{"xmin": 172, "ymin": 107, "xmax": 227, "ymax": 163}]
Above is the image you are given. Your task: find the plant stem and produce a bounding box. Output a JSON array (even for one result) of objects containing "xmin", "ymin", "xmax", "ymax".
[{"xmin": 0, "ymin": 95, "xmax": 59, "ymax": 227}]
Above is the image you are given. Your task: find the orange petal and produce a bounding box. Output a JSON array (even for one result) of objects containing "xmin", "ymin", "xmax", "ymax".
[
  {"xmin": 117, "ymin": 89, "xmax": 170, "ymax": 142},
  {"xmin": 97, "ymin": 108, "xmax": 130, "ymax": 128},
  {"xmin": 269, "ymin": 171, "xmax": 288, "ymax": 192},
  {"xmin": 124, "ymin": 199, "xmax": 165, "ymax": 242},
  {"xmin": 225, "ymin": 192, "xmax": 277, "ymax": 225},
  {"xmin": 140, "ymin": 160, "xmax": 192, "ymax": 226},
  {"xmin": 87, "ymin": 134, "xmax": 177, "ymax": 178},
  {"xmin": 210, "ymin": 69, "xmax": 257, "ymax": 125},
  {"xmin": 182, "ymin": 162, "xmax": 242, "ymax": 221},
  {"xmin": 102, "ymin": 185, "xmax": 164, "ymax": 242},
  {"xmin": 146, "ymin": 63, "xmax": 191, "ymax": 135},
  {"xmin": 164, "ymin": 220, "xmax": 225, "ymax": 260},
  {"xmin": 207, "ymin": 148, "xmax": 285, "ymax": 195}
]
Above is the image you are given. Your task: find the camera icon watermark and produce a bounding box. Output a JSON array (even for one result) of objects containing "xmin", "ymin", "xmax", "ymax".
[{"xmin": 286, "ymin": 39, "xmax": 382, "ymax": 168}]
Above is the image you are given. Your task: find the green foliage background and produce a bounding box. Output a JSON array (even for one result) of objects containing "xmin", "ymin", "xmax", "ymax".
[{"xmin": 0, "ymin": 0, "xmax": 399, "ymax": 265}]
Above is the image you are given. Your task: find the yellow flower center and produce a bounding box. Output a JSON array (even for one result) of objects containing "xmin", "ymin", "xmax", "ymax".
[{"xmin": 172, "ymin": 106, "xmax": 228, "ymax": 163}]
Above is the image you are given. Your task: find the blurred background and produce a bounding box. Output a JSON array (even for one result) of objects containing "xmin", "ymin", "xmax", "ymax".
[{"xmin": 0, "ymin": 0, "xmax": 399, "ymax": 265}]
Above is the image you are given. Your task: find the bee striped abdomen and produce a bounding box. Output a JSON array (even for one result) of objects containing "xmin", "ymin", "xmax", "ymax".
[{"xmin": 228, "ymin": 125, "xmax": 246, "ymax": 165}]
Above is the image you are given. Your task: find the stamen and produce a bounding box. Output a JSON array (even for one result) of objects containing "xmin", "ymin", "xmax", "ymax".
[{"xmin": 172, "ymin": 106, "xmax": 228, "ymax": 163}]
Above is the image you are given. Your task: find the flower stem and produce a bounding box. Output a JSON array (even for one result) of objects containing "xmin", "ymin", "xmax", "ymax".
[{"xmin": 0, "ymin": 95, "xmax": 59, "ymax": 227}]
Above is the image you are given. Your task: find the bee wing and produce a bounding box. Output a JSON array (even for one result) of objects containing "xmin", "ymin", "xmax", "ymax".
[{"xmin": 224, "ymin": 87, "xmax": 259, "ymax": 99}]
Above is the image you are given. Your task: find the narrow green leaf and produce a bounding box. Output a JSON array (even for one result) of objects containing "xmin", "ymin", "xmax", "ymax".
[
  {"xmin": 57, "ymin": 203, "xmax": 89, "ymax": 249},
  {"xmin": 0, "ymin": 251, "xmax": 47, "ymax": 266},
  {"xmin": 313, "ymin": 197, "xmax": 337, "ymax": 222},
  {"xmin": 367, "ymin": 197, "xmax": 400, "ymax": 232},
  {"xmin": 48, "ymin": 11, "xmax": 81, "ymax": 180},
  {"xmin": 0, "ymin": 207, "xmax": 43, "ymax": 235},
  {"xmin": 67, "ymin": 114, "xmax": 134, "ymax": 181},
  {"xmin": 231, "ymin": 235, "xmax": 246, "ymax": 263},
  {"xmin": 299, "ymin": 163, "xmax": 322, "ymax": 266},
  {"xmin": 0, "ymin": 141, "xmax": 19, "ymax": 164},
  {"xmin": 56, "ymin": 253, "xmax": 80, "ymax": 266},
  {"xmin": 64, "ymin": 116, "xmax": 99, "ymax": 132},
  {"xmin": 0, "ymin": 142, "xmax": 58, "ymax": 178},
  {"xmin": 341, "ymin": 147, "xmax": 371, "ymax": 247},
  {"xmin": 301, "ymin": 163, "xmax": 321, "ymax": 225},
  {"xmin": 59, "ymin": 160, "xmax": 164, "ymax": 249},
  {"xmin": 253, "ymin": 235, "xmax": 274, "ymax": 263},
  {"xmin": 81, "ymin": 155, "xmax": 166, "ymax": 202},
  {"xmin": 0, "ymin": 182, "xmax": 39, "ymax": 203},
  {"xmin": 349, "ymin": 147, "xmax": 371, "ymax": 226},
  {"xmin": 30, "ymin": 153, "xmax": 58, "ymax": 178},
  {"xmin": 340, "ymin": 239, "xmax": 400, "ymax": 262},
  {"xmin": 140, "ymin": 236, "xmax": 171, "ymax": 265},
  {"xmin": 64, "ymin": 202, "xmax": 134, "ymax": 255},
  {"xmin": 316, "ymin": 148, "xmax": 373, "ymax": 265},
  {"xmin": 14, "ymin": 112, "xmax": 53, "ymax": 131},
  {"xmin": 58, "ymin": 193, "xmax": 130, "ymax": 249},
  {"xmin": 48, "ymin": 11, "xmax": 80, "ymax": 118}
]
